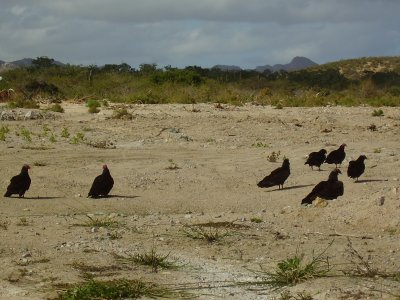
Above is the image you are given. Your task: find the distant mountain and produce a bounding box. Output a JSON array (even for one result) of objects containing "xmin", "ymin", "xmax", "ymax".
[
  {"xmin": 255, "ymin": 56, "xmax": 318, "ymax": 73},
  {"xmin": 11, "ymin": 58, "xmax": 34, "ymax": 67},
  {"xmin": 212, "ymin": 57, "xmax": 317, "ymax": 73},
  {"xmin": 0, "ymin": 58, "xmax": 65, "ymax": 72},
  {"xmin": 212, "ymin": 64, "xmax": 242, "ymax": 71}
]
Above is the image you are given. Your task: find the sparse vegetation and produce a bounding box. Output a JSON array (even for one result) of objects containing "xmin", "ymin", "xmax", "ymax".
[
  {"xmin": 165, "ymin": 159, "xmax": 180, "ymax": 170},
  {"xmin": 0, "ymin": 125, "xmax": 10, "ymax": 141},
  {"xmin": 372, "ymin": 109, "xmax": 384, "ymax": 116},
  {"xmin": 183, "ymin": 225, "xmax": 231, "ymax": 243},
  {"xmin": 250, "ymin": 217, "xmax": 263, "ymax": 223},
  {"xmin": 57, "ymin": 279, "xmax": 190, "ymax": 300},
  {"xmin": 49, "ymin": 103, "xmax": 64, "ymax": 113},
  {"xmin": 373, "ymin": 148, "xmax": 382, "ymax": 153},
  {"xmin": 114, "ymin": 248, "xmax": 180, "ymax": 272},
  {"xmin": 8, "ymin": 99, "xmax": 39, "ymax": 109},
  {"xmin": 17, "ymin": 217, "xmax": 31, "ymax": 226},
  {"xmin": 255, "ymin": 243, "xmax": 333, "ymax": 287},
  {"xmin": 112, "ymin": 108, "xmax": 133, "ymax": 119},
  {"xmin": 0, "ymin": 220, "xmax": 10, "ymax": 230},
  {"xmin": 252, "ymin": 141, "xmax": 269, "ymax": 148},
  {"xmin": 76, "ymin": 216, "xmax": 120, "ymax": 228},
  {"xmin": 19, "ymin": 127, "xmax": 32, "ymax": 142},
  {"xmin": 70, "ymin": 132, "xmax": 85, "ymax": 144},
  {"xmin": 86, "ymin": 99, "xmax": 101, "ymax": 113},
  {"xmin": 267, "ymin": 151, "xmax": 281, "ymax": 162},
  {"xmin": 61, "ymin": 127, "xmax": 70, "ymax": 138}
]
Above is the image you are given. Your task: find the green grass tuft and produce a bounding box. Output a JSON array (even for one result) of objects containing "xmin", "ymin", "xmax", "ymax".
[
  {"xmin": 114, "ymin": 248, "xmax": 181, "ymax": 273},
  {"xmin": 57, "ymin": 279, "xmax": 191, "ymax": 300}
]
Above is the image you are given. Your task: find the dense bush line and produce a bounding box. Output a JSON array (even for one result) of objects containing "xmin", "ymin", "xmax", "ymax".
[{"xmin": 0, "ymin": 56, "xmax": 399, "ymax": 107}]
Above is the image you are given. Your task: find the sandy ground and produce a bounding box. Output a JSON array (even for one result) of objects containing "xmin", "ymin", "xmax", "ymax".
[{"xmin": 0, "ymin": 102, "xmax": 399, "ymax": 299}]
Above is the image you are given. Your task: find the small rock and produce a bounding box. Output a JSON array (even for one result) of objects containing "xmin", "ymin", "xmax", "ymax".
[
  {"xmin": 392, "ymin": 187, "xmax": 399, "ymax": 194},
  {"xmin": 22, "ymin": 252, "xmax": 32, "ymax": 258},
  {"xmin": 184, "ymin": 214, "xmax": 192, "ymax": 219},
  {"xmin": 91, "ymin": 227, "xmax": 98, "ymax": 233}
]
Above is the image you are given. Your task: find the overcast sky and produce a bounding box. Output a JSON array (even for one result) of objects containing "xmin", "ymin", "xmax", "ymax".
[{"xmin": 1, "ymin": 0, "xmax": 399, "ymax": 69}]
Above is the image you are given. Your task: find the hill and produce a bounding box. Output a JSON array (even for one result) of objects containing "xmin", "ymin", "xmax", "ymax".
[
  {"xmin": 255, "ymin": 56, "xmax": 318, "ymax": 72},
  {"xmin": 312, "ymin": 56, "xmax": 400, "ymax": 80}
]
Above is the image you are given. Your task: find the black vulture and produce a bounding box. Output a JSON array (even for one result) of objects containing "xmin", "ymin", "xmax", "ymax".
[
  {"xmin": 257, "ymin": 159, "xmax": 290, "ymax": 190},
  {"xmin": 347, "ymin": 155, "xmax": 367, "ymax": 182},
  {"xmin": 88, "ymin": 165, "xmax": 114, "ymax": 198},
  {"xmin": 305, "ymin": 149, "xmax": 327, "ymax": 170},
  {"xmin": 301, "ymin": 169, "xmax": 344, "ymax": 205},
  {"xmin": 325, "ymin": 144, "xmax": 346, "ymax": 167},
  {"xmin": 4, "ymin": 164, "xmax": 31, "ymax": 198}
]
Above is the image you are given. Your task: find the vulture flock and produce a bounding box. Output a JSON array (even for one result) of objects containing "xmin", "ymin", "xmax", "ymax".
[
  {"xmin": 257, "ymin": 144, "xmax": 368, "ymax": 206},
  {"xmin": 4, "ymin": 164, "xmax": 114, "ymax": 199},
  {"xmin": 2, "ymin": 143, "xmax": 367, "ymax": 207}
]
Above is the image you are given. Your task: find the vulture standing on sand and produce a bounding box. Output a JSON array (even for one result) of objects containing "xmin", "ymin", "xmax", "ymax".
[
  {"xmin": 305, "ymin": 149, "xmax": 327, "ymax": 170},
  {"xmin": 347, "ymin": 155, "xmax": 367, "ymax": 182},
  {"xmin": 257, "ymin": 158, "xmax": 290, "ymax": 190},
  {"xmin": 4, "ymin": 164, "xmax": 31, "ymax": 198},
  {"xmin": 325, "ymin": 144, "xmax": 347, "ymax": 167},
  {"xmin": 88, "ymin": 165, "xmax": 114, "ymax": 198},
  {"xmin": 301, "ymin": 169, "xmax": 344, "ymax": 205}
]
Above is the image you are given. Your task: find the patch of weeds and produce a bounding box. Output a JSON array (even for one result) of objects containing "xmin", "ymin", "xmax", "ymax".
[
  {"xmin": 276, "ymin": 290, "xmax": 313, "ymax": 300},
  {"xmin": 70, "ymin": 261, "xmax": 122, "ymax": 278},
  {"xmin": 85, "ymin": 140, "xmax": 115, "ymax": 149},
  {"xmin": 42, "ymin": 124, "xmax": 51, "ymax": 137},
  {"xmin": 56, "ymin": 279, "xmax": 191, "ymax": 300},
  {"xmin": 372, "ymin": 109, "xmax": 384, "ymax": 117},
  {"xmin": 114, "ymin": 248, "xmax": 181, "ymax": 273},
  {"xmin": 19, "ymin": 127, "xmax": 32, "ymax": 142},
  {"xmin": 61, "ymin": 127, "xmax": 70, "ymax": 138},
  {"xmin": 373, "ymin": 148, "xmax": 381, "ymax": 153},
  {"xmin": 206, "ymin": 137, "xmax": 216, "ymax": 143},
  {"xmin": 367, "ymin": 124, "xmax": 377, "ymax": 131},
  {"xmin": 267, "ymin": 151, "xmax": 281, "ymax": 162},
  {"xmin": 0, "ymin": 125, "xmax": 10, "ymax": 141},
  {"xmin": 70, "ymin": 132, "xmax": 85, "ymax": 144},
  {"xmin": 165, "ymin": 159, "xmax": 180, "ymax": 170},
  {"xmin": 183, "ymin": 225, "xmax": 231, "ymax": 243},
  {"xmin": 256, "ymin": 242, "xmax": 333, "ymax": 287},
  {"xmin": 49, "ymin": 134, "xmax": 57, "ymax": 143},
  {"xmin": 86, "ymin": 99, "xmax": 101, "ymax": 114},
  {"xmin": 112, "ymin": 108, "xmax": 133, "ymax": 120},
  {"xmin": 275, "ymin": 103, "xmax": 284, "ymax": 109},
  {"xmin": 0, "ymin": 220, "xmax": 10, "ymax": 230},
  {"xmin": 75, "ymin": 216, "xmax": 120, "ymax": 229},
  {"xmin": 107, "ymin": 231, "xmax": 122, "ymax": 240},
  {"xmin": 342, "ymin": 238, "xmax": 379, "ymax": 278},
  {"xmin": 16, "ymin": 217, "xmax": 31, "ymax": 226},
  {"xmin": 49, "ymin": 103, "xmax": 64, "ymax": 113},
  {"xmin": 250, "ymin": 217, "xmax": 263, "ymax": 223},
  {"xmin": 252, "ymin": 141, "xmax": 269, "ymax": 148},
  {"xmin": 33, "ymin": 161, "xmax": 47, "ymax": 167},
  {"xmin": 8, "ymin": 99, "xmax": 39, "ymax": 109}
]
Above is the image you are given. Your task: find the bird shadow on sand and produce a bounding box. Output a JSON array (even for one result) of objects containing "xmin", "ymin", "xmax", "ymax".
[
  {"xmin": 8, "ymin": 196, "xmax": 65, "ymax": 200},
  {"xmin": 92, "ymin": 194, "xmax": 140, "ymax": 199},
  {"xmin": 264, "ymin": 184, "xmax": 314, "ymax": 192},
  {"xmin": 354, "ymin": 179, "xmax": 389, "ymax": 183}
]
